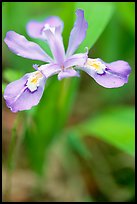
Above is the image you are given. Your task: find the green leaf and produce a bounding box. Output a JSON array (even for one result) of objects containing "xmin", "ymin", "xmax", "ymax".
[
  {"xmin": 2, "ymin": 83, "xmax": 7, "ymax": 94},
  {"xmin": 67, "ymin": 131, "xmax": 92, "ymax": 160},
  {"xmin": 116, "ymin": 2, "xmax": 135, "ymax": 34},
  {"xmin": 75, "ymin": 2, "xmax": 114, "ymax": 52},
  {"xmin": 3, "ymin": 69, "xmax": 24, "ymax": 82},
  {"xmin": 3, "ymin": 2, "xmax": 117, "ymax": 176},
  {"xmin": 24, "ymin": 76, "xmax": 80, "ymax": 175},
  {"xmin": 70, "ymin": 106, "xmax": 135, "ymax": 156},
  {"xmin": 2, "ymin": 2, "xmax": 75, "ymax": 71}
]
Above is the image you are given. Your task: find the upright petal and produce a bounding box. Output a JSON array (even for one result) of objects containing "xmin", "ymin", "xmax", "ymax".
[
  {"xmin": 78, "ymin": 58, "xmax": 131, "ymax": 88},
  {"xmin": 43, "ymin": 27, "xmax": 65, "ymax": 65},
  {"xmin": 4, "ymin": 31, "xmax": 53, "ymax": 62},
  {"xmin": 64, "ymin": 52, "xmax": 88, "ymax": 69},
  {"xmin": 26, "ymin": 21, "xmax": 45, "ymax": 40},
  {"xmin": 4, "ymin": 72, "xmax": 46, "ymax": 112},
  {"xmin": 66, "ymin": 9, "xmax": 88, "ymax": 57},
  {"xmin": 39, "ymin": 63, "xmax": 61, "ymax": 78},
  {"xmin": 26, "ymin": 16, "xmax": 64, "ymax": 39},
  {"xmin": 58, "ymin": 69, "xmax": 80, "ymax": 80}
]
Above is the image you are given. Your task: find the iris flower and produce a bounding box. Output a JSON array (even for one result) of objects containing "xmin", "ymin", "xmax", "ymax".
[{"xmin": 3, "ymin": 9, "xmax": 131, "ymax": 112}]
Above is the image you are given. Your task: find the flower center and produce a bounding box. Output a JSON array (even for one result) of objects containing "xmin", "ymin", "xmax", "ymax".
[
  {"xmin": 26, "ymin": 71, "xmax": 43, "ymax": 92},
  {"xmin": 85, "ymin": 58, "xmax": 106, "ymax": 74},
  {"xmin": 61, "ymin": 65, "xmax": 65, "ymax": 71}
]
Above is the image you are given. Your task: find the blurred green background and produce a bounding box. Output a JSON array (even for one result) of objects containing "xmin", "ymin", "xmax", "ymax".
[{"xmin": 2, "ymin": 2, "xmax": 135, "ymax": 202}]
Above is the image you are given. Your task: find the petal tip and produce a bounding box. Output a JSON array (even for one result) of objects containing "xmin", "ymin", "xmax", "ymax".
[{"xmin": 76, "ymin": 9, "xmax": 84, "ymax": 16}]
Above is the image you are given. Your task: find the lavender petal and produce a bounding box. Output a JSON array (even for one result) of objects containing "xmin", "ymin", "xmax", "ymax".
[
  {"xmin": 39, "ymin": 63, "xmax": 61, "ymax": 78},
  {"xmin": 58, "ymin": 69, "xmax": 80, "ymax": 80},
  {"xmin": 26, "ymin": 16, "xmax": 64, "ymax": 39},
  {"xmin": 66, "ymin": 9, "xmax": 88, "ymax": 57},
  {"xmin": 79, "ymin": 59, "xmax": 131, "ymax": 88},
  {"xmin": 43, "ymin": 28, "xmax": 65, "ymax": 65},
  {"xmin": 4, "ymin": 73, "xmax": 46, "ymax": 112},
  {"xmin": 64, "ymin": 52, "xmax": 88, "ymax": 69},
  {"xmin": 105, "ymin": 60, "xmax": 131, "ymax": 76},
  {"xmin": 4, "ymin": 31, "xmax": 53, "ymax": 62}
]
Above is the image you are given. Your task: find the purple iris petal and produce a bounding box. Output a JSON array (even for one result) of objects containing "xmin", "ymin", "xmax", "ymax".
[
  {"xmin": 26, "ymin": 16, "xmax": 64, "ymax": 39},
  {"xmin": 27, "ymin": 21, "xmax": 45, "ymax": 40},
  {"xmin": 80, "ymin": 59, "xmax": 131, "ymax": 88},
  {"xmin": 64, "ymin": 52, "xmax": 88, "ymax": 68},
  {"xmin": 4, "ymin": 73, "xmax": 46, "ymax": 112},
  {"xmin": 105, "ymin": 60, "xmax": 131, "ymax": 76},
  {"xmin": 43, "ymin": 27, "xmax": 65, "ymax": 65},
  {"xmin": 3, "ymin": 9, "xmax": 132, "ymax": 113},
  {"xmin": 66, "ymin": 9, "xmax": 88, "ymax": 57},
  {"xmin": 39, "ymin": 63, "xmax": 61, "ymax": 78},
  {"xmin": 4, "ymin": 31, "xmax": 53, "ymax": 62},
  {"xmin": 58, "ymin": 69, "xmax": 80, "ymax": 80},
  {"xmin": 4, "ymin": 74, "xmax": 31, "ymax": 103}
]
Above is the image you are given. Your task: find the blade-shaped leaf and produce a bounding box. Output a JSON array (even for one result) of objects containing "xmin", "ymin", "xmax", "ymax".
[
  {"xmin": 23, "ymin": 3, "xmax": 116, "ymax": 175},
  {"xmin": 7, "ymin": 2, "xmax": 116, "ymax": 175},
  {"xmin": 69, "ymin": 106, "xmax": 135, "ymax": 156},
  {"xmin": 75, "ymin": 2, "xmax": 114, "ymax": 52}
]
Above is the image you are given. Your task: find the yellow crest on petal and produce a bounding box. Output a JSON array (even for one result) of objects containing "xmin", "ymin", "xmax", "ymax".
[
  {"xmin": 85, "ymin": 58, "xmax": 106, "ymax": 74},
  {"xmin": 27, "ymin": 71, "xmax": 43, "ymax": 92}
]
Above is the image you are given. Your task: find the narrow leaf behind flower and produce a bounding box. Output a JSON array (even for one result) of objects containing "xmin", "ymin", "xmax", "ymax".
[
  {"xmin": 76, "ymin": 2, "xmax": 114, "ymax": 52},
  {"xmin": 23, "ymin": 3, "xmax": 116, "ymax": 175},
  {"xmin": 4, "ymin": 2, "xmax": 115, "ymax": 176}
]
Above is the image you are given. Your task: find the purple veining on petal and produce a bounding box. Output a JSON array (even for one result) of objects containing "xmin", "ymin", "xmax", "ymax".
[
  {"xmin": 106, "ymin": 60, "xmax": 131, "ymax": 76},
  {"xmin": 78, "ymin": 58, "xmax": 131, "ymax": 88},
  {"xmin": 10, "ymin": 86, "xmax": 45, "ymax": 112},
  {"xmin": 25, "ymin": 87, "xmax": 38, "ymax": 94},
  {"xmin": 3, "ymin": 9, "xmax": 132, "ymax": 113},
  {"xmin": 4, "ymin": 74, "xmax": 30, "ymax": 109},
  {"xmin": 4, "ymin": 73, "xmax": 46, "ymax": 112},
  {"xmin": 4, "ymin": 74, "xmax": 31, "ymax": 99}
]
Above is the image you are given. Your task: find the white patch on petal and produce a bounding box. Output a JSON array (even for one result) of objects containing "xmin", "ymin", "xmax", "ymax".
[
  {"xmin": 26, "ymin": 71, "xmax": 44, "ymax": 92},
  {"xmin": 42, "ymin": 23, "xmax": 55, "ymax": 35},
  {"xmin": 85, "ymin": 58, "xmax": 106, "ymax": 74}
]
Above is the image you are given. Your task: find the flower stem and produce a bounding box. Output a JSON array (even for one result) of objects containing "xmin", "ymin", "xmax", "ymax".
[{"xmin": 4, "ymin": 113, "xmax": 22, "ymax": 201}]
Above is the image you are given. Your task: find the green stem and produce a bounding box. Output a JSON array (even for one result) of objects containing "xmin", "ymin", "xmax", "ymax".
[{"xmin": 4, "ymin": 113, "xmax": 22, "ymax": 201}]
